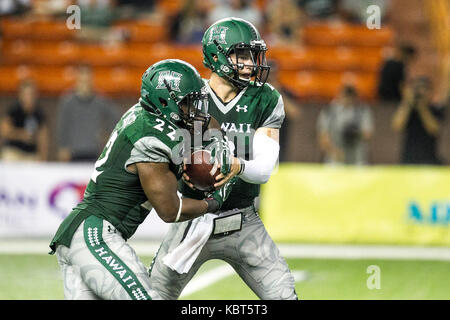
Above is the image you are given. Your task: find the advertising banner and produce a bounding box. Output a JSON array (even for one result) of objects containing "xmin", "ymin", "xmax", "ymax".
[
  {"xmin": 260, "ymin": 164, "xmax": 450, "ymax": 246},
  {"xmin": 0, "ymin": 162, "xmax": 169, "ymax": 239}
]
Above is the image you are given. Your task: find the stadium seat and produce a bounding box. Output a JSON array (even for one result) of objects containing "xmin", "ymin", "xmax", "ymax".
[
  {"xmin": 79, "ymin": 44, "xmax": 129, "ymax": 67},
  {"xmin": 126, "ymin": 43, "xmax": 174, "ymax": 68},
  {"xmin": 0, "ymin": 65, "xmax": 76, "ymax": 95},
  {"xmin": 351, "ymin": 27, "xmax": 394, "ymax": 47},
  {"xmin": 33, "ymin": 42, "xmax": 80, "ymax": 66},
  {"xmin": 268, "ymin": 46, "xmax": 316, "ymax": 70},
  {"xmin": 156, "ymin": 0, "xmax": 184, "ymax": 16},
  {"xmin": 279, "ymin": 71, "xmax": 325, "ymax": 99},
  {"xmin": 172, "ymin": 45, "xmax": 204, "ymax": 69},
  {"xmin": 268, "ymin": 46, "xmax": 384, "ymax": 73},
  {"xmin": 303, "ymin": 23, "xmax": 354, "ymax": 46},
  {"xmin": 0, "ymin": 18, "xmax": 33, "ymax": 40},
  {"xmin": 0, "ymin": 66, "xmax": 24, "ymax": 94},
  {"xmin": 303, "ymin": 23, "xmax": 394, "ymax": 47},
  {"xmin": 93, "ymin": 67, "xmax": 142, "ymax": 96},
  {"xmin": 278, "ymin": 70, "xmax": 376, "ymax": 101},
  {"xmin": 1, "ymin": 40, "xmax": 34, "ymax": 64},
  {"xmin": 309, "ymin": 47, "xmax": 385, "ymax": 72},
  {"xmin": 30, "ymin": 20, "xmax": 75, "ymax": 41},
  {"xmin": 1, "ymin": 19, "xmax": 75, "ymax": 41},
  {"xmin": 1, "ymin": 41, "xmax": 82, "ymax": 66},
  {"xmin": 124, "ymin": 22, "xmax": 168, "ymax": 43},
  {"xmin": 30, "ymin": 66, "xmax": 77, "ymax": 95}
]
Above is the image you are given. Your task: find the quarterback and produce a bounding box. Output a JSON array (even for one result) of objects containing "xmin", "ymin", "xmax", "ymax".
[
  {"xmin": 49, "ymin": 60, "xmax": 234, "ymax": 300},
  {"xmin": 149, "ymin": 18, "xmax": 298, "ymax": 300}
]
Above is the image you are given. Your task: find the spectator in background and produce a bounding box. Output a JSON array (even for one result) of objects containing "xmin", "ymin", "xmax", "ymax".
[
  {"xmin": 264, "ymin": 0, "xmax": 305, "ymax": 46},
  {"xmin": 0, "ymin": 0, "xmax": 31, "ymax": 16},
  {"xmin": 298, "ymin": 0, "xmax": 339, "ymax": 21},
  {"xmin": 317, "ymin": 85, "xmax": 374, "ymax": 165},
  {"xmin": 76, "ymin": 0, "xmax": 119, "ymax": 43},
  {"xmin": 56, "ymin": 64, "xmax": 120, "ymax": 162},
  {"xmin": 0, "ymin": 80, "xmax": 49, "ymax": 161},
  {"xmin": 377, "ymin": 43, "xmax": 416, "ymax": 104},
  {"xmin": 338, "ymin": 0, "xmax": 390, "ymax": 24},
  {"xmin": 208, "ymin": 0, "xmax": 262, "ymax": 30},
  {"xmin": 266, "ymin": 61, "xmax": 302, "ymax": 162},
  {"xmin": 392, "ymin": 77, "xmax": 445, "ymax": 165},
  {"xmin": 169, "ymin": 0, "xmax": 211, "ymax": 44},
  {"xmin": 116, "ymin": 0, "xmax": 156, "ymax": 19},
  {"xmin": 32, "ymin": 0, "xmax": 71, "ymax": 18}
]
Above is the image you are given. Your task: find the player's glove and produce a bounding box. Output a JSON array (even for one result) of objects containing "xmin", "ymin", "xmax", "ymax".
[
  {"xmin": 204, "ymin": 176, "xmax": 238, "ymax": 213},
  {"xmin": 206, "ymin": 135, "xmax": 234, "ymax": 176}
]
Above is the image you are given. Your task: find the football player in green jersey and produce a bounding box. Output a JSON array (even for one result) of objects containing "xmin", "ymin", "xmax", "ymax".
[
  {"xmin": 149, "ymin": 18, "xmax": 298, "ymax": 300},
  {"xmin": 48, "ymin": 59, "xmax": 235, "ymax": 300}
]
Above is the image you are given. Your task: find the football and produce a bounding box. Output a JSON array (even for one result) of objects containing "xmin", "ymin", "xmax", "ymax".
[{"xmin": 184, "ymin": 149, "xmax": 219, "ymax": 191}]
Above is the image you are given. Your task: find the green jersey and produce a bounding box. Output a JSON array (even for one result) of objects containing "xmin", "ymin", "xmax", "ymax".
[
  {"xmin": 50, "ymin": 102, "xmax": 183, "ymax": 253},
  {"xmin": 180, "ymin": 80, "xmax": 285, "ymax": 210}
]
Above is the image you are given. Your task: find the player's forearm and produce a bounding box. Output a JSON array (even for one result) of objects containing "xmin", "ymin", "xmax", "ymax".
[
  {"xmin": 417, "ymin": 104, "xmax": 440, "ymax": 136},
  {"xmin": 157, "ymin": 197, "xmax": 217, "ymax": 223},
  {"xmin": 392, "ymin": 103, "xmax": 411, "ymax": 131},
  {"xmin": 176, "ymin": 198, "xmax": 209, "ymax": 222},
  {"xmin": 239, "ymin": 132, "xmax": 279, "ymax": 184},
  {"xmin": 1, "ymin": 121, "xmax": 32, "ymax": 142}
]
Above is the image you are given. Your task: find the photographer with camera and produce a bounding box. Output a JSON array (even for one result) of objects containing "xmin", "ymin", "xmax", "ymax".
[
  {"xmin": 317, "ymin": 85, "xmax": 374, "ymax": 165},
  {"xmin": 392, "ymin": 76, "xmax": 445, "ymax": 165}
]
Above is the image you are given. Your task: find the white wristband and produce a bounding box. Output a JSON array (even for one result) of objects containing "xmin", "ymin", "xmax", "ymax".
[{"xmin": 174, "ymin": 197, "xmax": 182, "ymax": 222}]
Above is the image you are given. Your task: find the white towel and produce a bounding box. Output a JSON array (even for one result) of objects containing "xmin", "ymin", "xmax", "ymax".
[{"xmin": 162, "ymin": 213, "xmax": 216, "ymax": 274}]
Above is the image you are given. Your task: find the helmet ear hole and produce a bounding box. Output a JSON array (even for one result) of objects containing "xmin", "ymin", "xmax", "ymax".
[{"xmin": 159, "ymin": 97, "xmax": 168, "ymax": 107}]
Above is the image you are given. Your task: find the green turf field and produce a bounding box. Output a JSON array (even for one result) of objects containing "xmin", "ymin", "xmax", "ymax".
[{"xmin": 1, "ymin": 254, "xmax": 449, "ymax": 300}]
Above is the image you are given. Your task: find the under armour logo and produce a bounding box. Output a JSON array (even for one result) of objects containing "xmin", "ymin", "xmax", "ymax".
[
  {"xmin": 156, "ymin": 71, "xmax": 182, "ymax": 92},
  {"xmin": 235, "ymin": 104, "xmax": 248, "ymax": 112},
  {"xmin": 107, "ymin": 225, "xmax": 116, "ymax": 234},
  {"xmin": 208, "ymin": 26, "xmax": 229, "ymax": 45}
]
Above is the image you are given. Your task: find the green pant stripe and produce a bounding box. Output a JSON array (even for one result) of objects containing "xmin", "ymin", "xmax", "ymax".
[{"xmin": 83, "ymin": 216, "xmax": 151, "ymax": 300}]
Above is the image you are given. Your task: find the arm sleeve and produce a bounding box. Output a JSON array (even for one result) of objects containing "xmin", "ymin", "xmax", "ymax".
[{"xmin": 239, "ymin": 133, "xmax": 280, "ymax": 185}]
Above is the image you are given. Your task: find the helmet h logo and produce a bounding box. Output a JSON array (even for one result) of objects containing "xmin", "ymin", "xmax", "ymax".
[
  {"xmin": 156, "ymin": 71, "xmax": 182, "ymax": 92},
  {"xmin": 208, "ymin": 26, "xmax": 228, "ymax": 45}
]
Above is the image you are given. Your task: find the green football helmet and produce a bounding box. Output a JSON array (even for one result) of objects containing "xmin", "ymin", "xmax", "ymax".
[
  {"xmin": 140, "ymin": 59, "xmax": 210, "ymax": 131},
  {"xmin": 202, "ymin": 17, "xmax": 270, "ymax": 89}
]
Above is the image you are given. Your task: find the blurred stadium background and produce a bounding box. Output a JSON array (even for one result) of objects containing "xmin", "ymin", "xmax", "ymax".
[{"xmin": 0, "ymin": 0, "xmax": 449, "ymax": 300}]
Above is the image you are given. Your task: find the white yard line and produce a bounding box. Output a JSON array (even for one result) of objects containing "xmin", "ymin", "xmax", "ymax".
[
  {"xmin": 292, "ymin": 270, "xmax": 309, "ymax": 282},
  {"xmin": 180, "ymin": 267, "xmax": 308, "ymax": 298},
  {"xmin": 277, "ymin": 244, "xmax": 450, "ymax": 261},
  {"xmin": 1, "ymin": 239, "xmax": 450, "ymax": 261},
  {"xmin": 180, "ymin": 264, "xmax": 235, "ymax": 298}
]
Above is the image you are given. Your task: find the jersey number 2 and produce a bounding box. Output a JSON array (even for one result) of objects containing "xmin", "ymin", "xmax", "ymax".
[
  {"xmin": 91, "ymin": 130, "xmax": 119, "ymax": 183},
  {"xmin": 154, "ymin": 118, "xmax": 177, "ymax": 141}
]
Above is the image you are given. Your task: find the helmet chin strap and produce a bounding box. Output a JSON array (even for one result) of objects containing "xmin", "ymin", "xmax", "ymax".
[
  {"xmin": 163, "ymin": 79, "xmax": 179, "ymax": 103},
  {"xmin": 140, "ymin": 98, "xmax": 162, "ymax": 116}
]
